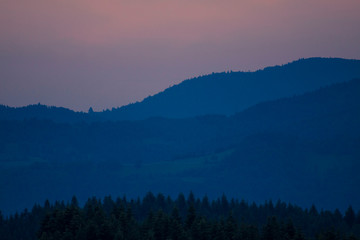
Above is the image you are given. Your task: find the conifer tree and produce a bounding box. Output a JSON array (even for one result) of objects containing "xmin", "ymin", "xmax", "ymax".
[
  {"xmin": 344, "ymin": 206, "xmax": 356, "ymax": 228},
  {"xmin": 263, "ymin": 216, "xmax": 281, "ymax": 240},
  {"xmin": 186, "ymin": 204, "xmax": 196, "ymax": 229}
]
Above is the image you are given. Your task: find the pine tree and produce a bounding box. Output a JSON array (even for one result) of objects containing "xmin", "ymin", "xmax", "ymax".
[
  {"xmin": 154, "ymin": 210, "xmax": 168, "ymax": 240},
  {"xmin": 168, "ymin": 207, "xmax": 187, "ymax": 240},
  {"xmin": 222, "ymin": 194, "xmax": 230, "ymax": 215},
  {"xmin": 186, "ymin": 205, "xmax": 196, "ymax": 229},
  {"xmin": 71, "ymin": 195, "xmax": 79, "ymax": 208},
  {"xmin": 211, "ymin": 219, "xmax": 226, "ymax": 240},
  {"xmin": 141, "ymin": 210, "xmax": 155, "ymax": 240},
  {"xmin": 310, "ymin": 205, "xmax": 319, "ymax": 217},
  {"xmin": 201, "ymin": 195, "xmax": 211, "ymax": 218},
  {"xmin": 176, "ymin": 193, "xmax": 187, "ymax": 220},
  {"xmin": 283, "ymin": 219, "xmax": 296, "ymax": 240},
  {"xmin": 225, "ymin": 212, "xmax": 238, "ymax": 240},
  {"xmin": 344, "ymin": 206, "xmax": 355, "ymax": 228},
  {"xmin": 187, "ymin": 192, "xmax": 195, "ymax": 207},
  {"xmin": 263, "ymin": 216, "xmax": 280, "ymax": 240}
]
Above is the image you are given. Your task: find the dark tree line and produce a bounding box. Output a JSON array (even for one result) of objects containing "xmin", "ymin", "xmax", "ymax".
[{"xmin": 1, "ymin": 192, "xmax": 360, "ymax": 240}]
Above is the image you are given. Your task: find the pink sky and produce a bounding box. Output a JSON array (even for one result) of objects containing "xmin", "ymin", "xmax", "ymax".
[{"xmin": 1, "ymin": 0, "xmax": 360, "ymax": 111}]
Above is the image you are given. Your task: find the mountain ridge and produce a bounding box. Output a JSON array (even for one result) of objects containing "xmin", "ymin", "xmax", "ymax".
[
  {"xmin": 1, "ymin": 57, "xmax": 360, "ymax": 122},
  {"xmin": 105, "ymin": 57, "xmax": 360, "ymax": 119}
]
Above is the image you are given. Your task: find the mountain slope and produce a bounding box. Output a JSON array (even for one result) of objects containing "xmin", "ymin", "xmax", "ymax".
[
  {"xmin": 1, "ymin": 57, "xmax": 360, "ymax": 122},
  {"xmin": 1, "ymin": 79, "xmax": 360, "ymax": 214},
  {"xmin": 104, "ymin": 57, "xmax": 360, "ymax": 120}
]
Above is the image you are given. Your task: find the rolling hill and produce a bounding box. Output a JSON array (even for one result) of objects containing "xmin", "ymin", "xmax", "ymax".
[
  {"xmin": 1, "ymin": 78, "xmax": 360, "ymax": 215},
  {"xmin": 100, "ymin": 57, "xmax": 360, "ymax": 119},
  {"xmin": 1, "ymin": 57, "xmax": 360, "ymax": 122}
]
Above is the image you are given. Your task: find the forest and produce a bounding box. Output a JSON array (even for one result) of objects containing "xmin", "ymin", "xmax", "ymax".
[{"xmin": 1, "ymin": 192, "xmax": 359, "ymax": 240}]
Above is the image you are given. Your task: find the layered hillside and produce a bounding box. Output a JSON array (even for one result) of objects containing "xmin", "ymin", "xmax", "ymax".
[
  {"xmin": 1, "ymin": 58, "xmax": 360, "ymax": 122},
  {"xmin": 1, "ymin": 79, "xmax": 360, "ymax": 214}
]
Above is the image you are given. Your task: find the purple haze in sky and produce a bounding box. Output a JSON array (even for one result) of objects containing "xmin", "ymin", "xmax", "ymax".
[{"xmin": 1, "ymin": 0, "xmax": 360, "ymax": 111}]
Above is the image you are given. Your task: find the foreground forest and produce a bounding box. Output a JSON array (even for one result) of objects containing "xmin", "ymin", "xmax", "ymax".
[{"xmin": 1, "ymin": 193, "xmax": 359, "ymax": 240}]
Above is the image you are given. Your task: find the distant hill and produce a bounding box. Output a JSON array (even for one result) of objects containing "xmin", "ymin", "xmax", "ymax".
[
  {"xmin": 1, "ymin": 57, "xmax": 360, "ymax": 122},
  {"xmin": 1, "ymin": 78, "xmax": 360, "ymax": 215},
  {"xmin": 0, "ymin": 104, "xmax": 86, "ymax": 123},
  {"xmin": 103, "ymin": 57, "xmax": 360, "ymax": 120}
]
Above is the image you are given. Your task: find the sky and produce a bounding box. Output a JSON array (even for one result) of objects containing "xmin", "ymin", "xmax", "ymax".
[{"xmin": 1, "ymin": 0, "xmax": 360, "ymax": 111}]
